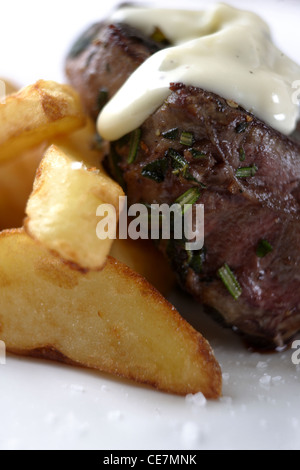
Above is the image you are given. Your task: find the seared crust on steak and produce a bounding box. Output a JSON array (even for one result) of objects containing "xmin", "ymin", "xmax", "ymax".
[
  {"xmin": 66, "ymin": 22, "xmax": 300, "ymax": 347},
  {"xmin": 112, "ymin": 84, "xmax": 300, "ymax": 347},
  {"xmin": 66, "ymin": 22, "xmax": 164, "ymax": 119}
]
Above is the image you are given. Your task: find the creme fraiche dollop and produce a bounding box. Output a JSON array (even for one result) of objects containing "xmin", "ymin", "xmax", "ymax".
[{"xmin": 97, "ymin": 3, "xmax": 300, "ymax": 141}]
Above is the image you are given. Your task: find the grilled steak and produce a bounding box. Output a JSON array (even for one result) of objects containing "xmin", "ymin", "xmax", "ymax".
[
  {"xmin": 66, "ymin": 24, "xmax": 300, "ymax": 347},
  {"xmin": 66, "ymin": 22, "xmax": 164, "ymax": 119}
]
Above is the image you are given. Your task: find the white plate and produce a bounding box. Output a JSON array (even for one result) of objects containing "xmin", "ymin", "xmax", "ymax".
[{"xmin": 0, "ymin": 0, "xmax": 299, "ymax": 451}]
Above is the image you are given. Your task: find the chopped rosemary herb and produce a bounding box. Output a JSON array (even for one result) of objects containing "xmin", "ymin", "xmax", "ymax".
[
  {"xmin": 189, "ymin": 249, "xmax": 206, "ymax": 274},
  {"xmin": 67, "ymin": 24, "xmax": 100, "ymax": 58},
  {"xmin": 108, "ymin": 144, "xmax": 126, "ymax": 189},
  {"xmin": 256, "ymin": 239, "xmax": 273, "ymax": 258},
  {"xmin": 150, "ymin": 26, "xmax": 168, "ymax": 44},
  {"xmin": 167, "ymin": 148, "xmax": 189, "ymax": 175},
  {"xmin": 239, "ymin": 147, "xmax": 246, "ymax": 162},
  {"xmin": 236, "ymin": 164, "xmax": 258, "ymax": 178},
  {"xmin": 128, "ymin": 128, "xmax": 142, "ymax": 164},
  {"xmin": 218, "ymin": 264, "xmax": 242, "ymax": 301},
  {"xmin": 180, "ymin": 131, "xmax": 195, "ymax": 147},
  {"xmin": 183, "ymin": 171, "xmax": 207, "ymax": 187},
  {"xmin": 175, "ymin": 187, "xmax": 201, "ymax": 214},
  {"xmin": 235, "ymin": 121, "xmax": 249, "ymax": 134},
  {"xmin": 141, "ymin": 157, "xmax": 168, "ymax": 183},
  {"xmin": 162, "ymin": 128, "xmax": 179, "ymax": 140},
  {"xmin": 189, "ymin": 149, "xmax": 207, "ymax": 159},
  {"xmin": 97, "ymin": 88, "xmax": 109, "ymax": 112},
  {"xmin": 91, "ymin": 133, "xmax": 103, "ymax": 151}
]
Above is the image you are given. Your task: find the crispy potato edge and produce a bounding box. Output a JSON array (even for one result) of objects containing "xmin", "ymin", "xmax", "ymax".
[{"xmin": 0, "ymin": 229, "xmax": 222, "ymax": 398}]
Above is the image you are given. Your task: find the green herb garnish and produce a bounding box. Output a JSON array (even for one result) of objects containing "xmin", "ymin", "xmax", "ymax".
[
  {"xmin": 180, "ymin": 131, "xmax": 195, "ymax": 147},
  {"xmin": 182, "ymin": 171, "xmax": 207, "ymax": 187},
  {"xmin": 236, "ymin": 164, "xmax": 258, "ymax": 178},
  {"xmin": 189, "ymin": 249, "xmax": 206, "ymax": 274},
  {"xmin": 108, "ymin": 144, "xmax": 126, "ymax": 189},
  {"xmin": 167, "ymin": 149, "xmax": 189, "ymax": 175},
  {"xmin": 67, "ymin": 24, "xmax": 100, "ymax": 58},
  {"xmin": 218, "ymin": 264, "xmax": 242, "ymax": 300},
  {"xmin": 175, "ymin": 188, "xmax": 201, "ymax": 214},
  {"xmin": 150, "ymin": 26, "xmax": 168, "ymax": 44},
  {"xmin": 141, "ymin": 158, "xmax": 168, "ymax": 183},
  {"xmin": 128, "ymin": 128, "xmax": 142, "ymax": 164},
  {"xmin": 97, "ymin": 88, "xmax": 109, "ymax": 112},
  {"xmin": 235, "ymin": 122, "xmax": 249, "ymax": 134},
  {"xmin": 91, "ymin": 133, "xmax": 103, "ymax": 151},
  {"xmin": 189, "ymin": 149, "xmax": 207, "ymax": 160},
  {"xmin": 239, "ymin": 147, "xmax": 246, "ymax": 162},
  {"xmin": 256, "ymin": 239, "xmax": 273, "ymax": 258},
  {"xmin": 162, "ymin": 128, "xmax": 179, "ymax": 140}
]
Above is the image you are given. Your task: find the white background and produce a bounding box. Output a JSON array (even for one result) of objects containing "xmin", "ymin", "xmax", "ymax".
[{"xmin": 0, "ymin": 0, "xmax": 299, "ymax": 450}]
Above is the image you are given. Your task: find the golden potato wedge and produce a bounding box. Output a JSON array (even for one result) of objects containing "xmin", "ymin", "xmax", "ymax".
[
  {"xmin": 53, "ymin": 117, "xmax": 107, "ymax": 167},
  {"xmin": 0, "ymin": 78, "xmax": 18, "ymax": 96},
  {"xmin": 0, "ymin": 80, "xmax": 86, "ymax": 163},
  {"xmin": 0, "ymin": 143, "xmax": 46, "ymax": 230},
  {"xmin": 25, "ymin": 144, "xmax": 124, "ymax": 270},
  {"xmin": 0, "ymin": 229, "xmax": 221, "ymax": 397},
  {"xmin": 0, "ymin": 116, "xmax": 106, "ymax": 231},
  {"xmin": 110, "ymin": 238, "xmax": 175, "ymax": 296}
]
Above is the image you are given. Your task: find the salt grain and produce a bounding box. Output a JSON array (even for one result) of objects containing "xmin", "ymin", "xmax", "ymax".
[
  {"xmin": 259, "ymin": 375, "xmax": 272, "ymax": 387},
  {"xmin": 186, "ymin": 392, "xmax": 207, "ymax": 407},
  {"xmin": 256, "ymin": 361, "xmax": 268, "ymax": 370},
  {"xmin": 271, "ymin": 376, "xmax": 282, "ymax": 384}
]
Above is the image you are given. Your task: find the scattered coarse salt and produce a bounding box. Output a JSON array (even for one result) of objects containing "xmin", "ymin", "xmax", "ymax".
[
  {"xmin": 259, "ymin": 375, "xmax": 272, "ymax": 387},
  {"xmin": 186, "ymin": 392, "xmax": 207, "ymax": 407},
  {"xmin": 271, "ymin": 376, "xmax": 282, "ymax": 385},
  {"xmin": 256, "ymin": 361, "xmax": 268, "ymax": 370}
]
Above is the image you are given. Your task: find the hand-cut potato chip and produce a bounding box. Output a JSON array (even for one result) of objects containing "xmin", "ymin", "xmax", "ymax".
[
  {"xmin": 0, "ymin": 229, "xmax": 222, "ymax": 397},
  {"xmin": 110, "ymin": 238, "xmax": 175, "ymax": 296},
  {"xmin": 0, "ymin": 115, "xmax": 105, "ymax": 231},
  {"xmin": 0, "ymin": 78, "xmax": 18, "ymax": 96},
  {"xmin": 0, "ymin": 143, "xmax": 46, "ymax": 230},
  {"xmin": 53, "ymin": 116, "xmax": 107, "ymax": 167},
  {"xmin": 0, "ymin": 80, "xmax": 86, "ymax": 163},
  {"xmin": 25, "ymin": 144, "xmax": 124, "ymax": 270}
]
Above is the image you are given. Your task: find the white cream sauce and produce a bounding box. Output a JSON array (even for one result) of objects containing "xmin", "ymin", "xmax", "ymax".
[{"xmin": 97, "ymin": 3, "xmax": 300, "ymax": 141}]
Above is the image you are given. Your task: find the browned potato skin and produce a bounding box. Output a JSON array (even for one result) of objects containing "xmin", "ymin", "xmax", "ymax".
[
  {"xmin": 0, "ymin": 80, "xmax": 86, "ymax": 163},
  {"xmin": 0, "ymin": 144, "xmax": 46, "ymax": 230},
  {"xmin": 24, "ymin": 144, "xmax": 125, "ymax": 271},
  {"xmin": 0, "ymin": 230, "xmax": 222, "ymax": 398},
  {"xmin": 110, "ymin": 238, "xmax": 175, "ymax": 296},
  {"xmin": 0, "ymin": 119, "xmax": 101, "ymax": 232},
  {"xmin": 0, "ymin": 78, "xmax": 18, "ymax": 96}
]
